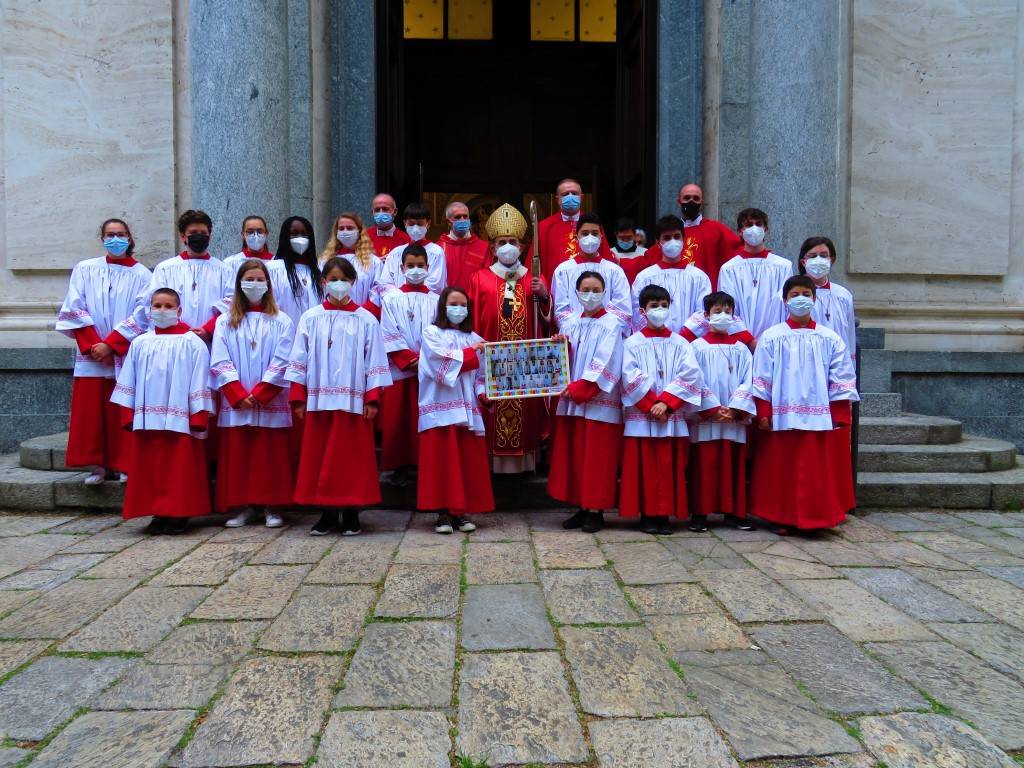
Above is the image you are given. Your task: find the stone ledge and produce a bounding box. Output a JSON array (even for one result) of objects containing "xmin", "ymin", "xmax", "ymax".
[
  {"xmin": 892, "ymin": 351, "xmax": 1024, "ymax": 374},
  {"xmin": 0, "ymin": 347, "xmax": 73, "ymax": 371}
]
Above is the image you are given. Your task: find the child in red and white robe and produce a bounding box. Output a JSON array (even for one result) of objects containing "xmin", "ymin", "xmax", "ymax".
[
  {"xmin": 210, "ymin": 259, "xmax": 295, "ymax": 528},
  {"xmin": 619, "ymin": 284, "xmax": 710, "ymax": 534},
  {"xmin": 56, "ymin": 218, "xmax": 152, "ymax": 485},
  {"xmin": 549, "ymin": 271, "xmax": 624, "ymax": 534},
  {"xmin": 798, "ymin": 236, "xmax": 857, "ymax": 362},
  {"xmin": 750, "ymin": 275, "xmax": 859, "ymax": 533},
  {"xmin": 416, "ymin": 287, "xmax": 493, "ymax": 534},
  {"xmin": 111, "ymin": 288, "xmax": 215, "ymax": 534},
  {"xmin": 286, "ymin": 257, "xmax": 392, "ymax": 536},
  {"xmin": 380, "ymin": 244, "xmax": 438, "ymax": 485},
  {"xmin": 688, "ymin": 291, "xmax": 757, "ymax": 531}
]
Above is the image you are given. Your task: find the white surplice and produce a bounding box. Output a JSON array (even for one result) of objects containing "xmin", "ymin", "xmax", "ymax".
[
  {"xmin": 223, "ymin": 250, "xmax": 273, "ymax": 278},
  {"xmin": 810, "ymin": 281, "xmax": 857, "ymax": 360},
  {"xmin": 339, "ymin": 252, "xmax": 384, "ymax": 306},
  {"xmin": 689, "ymin": 337, "xmax": 756, "ymax": 444},
  {"xmin": 551, "ymin": 258, "xmax": 631, "ymax": 332},
  {"xmin": 556, "ymin": 311, "xmax": 624, "ymax": 425},
  {"xmin": 267, "ymin": 261, "xmax": 321, "ymax": 329},
  {"xmin": 621, "ymin": 331, "xmax": 709, "ymax": 438},
  {"xmin": 376, "ymin": 242, "xmax": 447, "ymax": 304},
  {"xmin": 717, "ymin": 252, "xmax": 792, "ymax": 338},
  {"xmin": 380, "ymin": 288, "xmax": 439, "ymax": 381},
  {"xmin": 630, "ymin": 263, "xmax": 712, "ymax": 333},
  {"xmin": 416, "ymin": 325, "xmax": 486, "ymax": 435},
  {"xmin": 210, "ymin": 310, "xmax": 295, "ymax": 428}
]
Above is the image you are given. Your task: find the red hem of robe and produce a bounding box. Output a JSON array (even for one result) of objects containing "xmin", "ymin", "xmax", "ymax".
[
  {"xmin": 688, "ymin": 439, "xmax": 748, "ymax": 518},
  {"xmin": 294, "ymin": 410, "xmax": 380, "ymax": 506},
  {"xmin": 416, "ymin": 425, "xmax": 494, "ymax": 513},
  {"xmin": 66, "ymin": 376, "xmax": 132, "ymax": 472},
  {"xmin": 619, "ymin": 436, "xmax": 689, "ymax": 519},
  {"xmin": 215, "ymin": 426, "xmax": 295, "ymax": 511},
  {"xmin": 547, "ymin": 415, "xmax": 622, "ymax": 510},
  {"xmin": 379, "ymin": 377, "xmax": 420, "ymax": 470},
  {"xmin": 122, "ymin": 431, "xmax": 209, "ymax": 519}
]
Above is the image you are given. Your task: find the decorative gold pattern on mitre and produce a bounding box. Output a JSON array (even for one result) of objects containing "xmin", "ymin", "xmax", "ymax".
[{"xmin": 485, "ymin": 203, "xmax": 528, "ymax": 240}]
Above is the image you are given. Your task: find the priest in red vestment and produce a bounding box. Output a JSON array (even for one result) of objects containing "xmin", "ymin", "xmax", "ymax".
[
  {"xmin": 536, "ymin": 178, "xmax": 614, "ymax": 284},
  {"xmin": 469, "ymin": 203, "xmax": 551, "ymax": 473},
  {"xmin": 437, "ymin": 201, "xmax": 491, "ymax": 289},
  {"xmin": 367, "ymin": 192, "xmax": 410, "ymax": 259},
  {"xmin": 676, "ymin": 183, "xmax": 743, "ymax": 289}
]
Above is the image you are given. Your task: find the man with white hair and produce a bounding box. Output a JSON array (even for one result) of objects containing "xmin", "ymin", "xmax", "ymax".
[
  {"xmin": 437, "ymin": 200, "xmax": 490, "ymax": 289},
  {"xmin": 367, "ymin": 192, "xmax": 410, "ymax": 259}
]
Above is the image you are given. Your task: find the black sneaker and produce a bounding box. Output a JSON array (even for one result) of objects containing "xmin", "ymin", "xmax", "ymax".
[
  {"xmin": 143, "ymin": 516, "xmax": 167, "ymax": 535},
  {"xmin": 582, "ymin": 511, "xmax": 604, "ymax": 533},
  {"xmin": 452, "ymin": 516, "xmax": 477, "ymax": 533},
  {"xmin": 311, "ymin": 510, "xmax": 338, "ymax": 536},
  {"xmin": 562, "ymin": 509, "xmax": 587, "ymax": 529},
  {"xmin": 163, "ymin": 517, "xmax": 189, "ymax": 535},
  {"xmin": 640, "ymin": 515, "xmax": 660, "ymax": 535},
  {"xmin": 726, "ymin": 515, "xmax": 755, "ymax": 531},
  {"xmin": 435, "ymin": 513, "xmax": 454, "ymax": 535},
  {"xmin": 688, "ymin": 516, "xmax": 708, "ymax": 533},
  {"xmin": 340, "ymin": 509, "xmax": 361, "ymax": 536},
  {"xmin": 657, "ymin": 518, "xmax": 674, "ymax": 535}
]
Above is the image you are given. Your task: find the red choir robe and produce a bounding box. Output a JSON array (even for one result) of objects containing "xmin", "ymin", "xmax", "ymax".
[
  {"xmin": 437, "ymin": 232, "xmax": 491, "ymax": 291},
  {"xmin": 681, "ymin": 216, "xmax": 743, "ymax": 290},
  {"xmin": 468, "ymin": 264, "xmax": 551, "ymax": 472},
  {"xmin": 537, "ymin": 213, "xmax": 615, "ymax": 285},
  {"xmin": 368, "ymin": 226, "xmax": 411, "ymax": 260}
]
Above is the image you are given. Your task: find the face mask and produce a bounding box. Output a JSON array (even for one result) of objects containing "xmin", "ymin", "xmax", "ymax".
[
  {"xmin": 102, "ymin": 236, "xmax": 130, "ymax": 257},
  {"xmin": 326, "ymin": 280, "xmax": 351, "ymax": 301},
  {"xmin": 406, "ymin": 224, "xmax": 428, "ymax": 242},
  {"xmin": 616, "ymin": 239, "xmax": 634, "ymax": 251},
  {"xmin": 446, "ymin": 305, "xmax": 469, "ymax": 324},
  {"xmin": 495, "ymin": 243, "xmax": 520, "ymax": 267},
  {"xmin": 373, "ymin": 212, "xmax": 394, "ymax": 228},
  {"xmin": 290, "ymin": 236, "xmax": 310, "ymax": 255},
  {"xmin": 680, "ymin": 201, "xmax": 701, "ymax": 221},
  {"xmin": 578, "ymin": 234, "xmax": 601, "ymax": 255},
  {"xmin": 577, "ymin": 290, "xmax": 604, "ymax": 311},
  {"xmin": 404, "ymin": 266, "xmax": 428, "ymax": 285},
  {"xmin": 337, "ymin": 230, "xmax": 359, "ymax": 248},
  {"xmin": 185, "ymin": 233, "xmax": 210, "ymax": 253},
  {"xmin": 709, "ymin": 312, "xmax": 733, "ymax": 332},
  {"xmin": 244, "ymin": 232, "xmax": 267, "ymax": 251},
  {"xmin": 804, "ymin": 256, "xmax": 831, "ymax": 279},
  {"xmin": 661, "ymin": 238, "xmax": 684, "ymax": 261},
  {"xmin": 240, "ymin": 280, "xmax": 268, "ymax": 302},
  {"xmin": 452, "ymin": 219, "xmax": 471, "ymax": 236},
  {"xmin": 150, "ymin": 309, "xmax": 179, "ymax": 329},
  {"xmin": 560, "ymin": 193, "xmax": 581, "ymax": 213},
  {"xmin": 786, "ymin": 295, "xmax": 815, "ymax": 317},
  {"xmin": 742, "ymin": 225, "xmax": 766, "ymax": 247},
  {"xmin": 645, "ymin": 307, "xmax": 670, "ymax": 328}
]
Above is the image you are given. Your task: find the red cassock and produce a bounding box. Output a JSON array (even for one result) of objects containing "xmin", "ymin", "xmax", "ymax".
[
  {"xmin": 368, "ymin": 227, "xmax": 410, "ymax": 260},
  {"xmin": 682, "ymin": 218, "xmax": 743, "ymax": 290},
  {"xmin": 215, "ymin": 426, "xmax": 294, "ymax": 512},
  {"xmin": 547, "ymin": 415, "xmax": 622, "ymax": 510},
  {"xmin": 619, "ymin": 436, "xmax": 691, "ymax": 519},
  {"xmin": 379, "ymin": 375, "xmax": 419, "ymax": 471},
  {"xmin": 537, "ymin": 214, "xmax": 614, "ymax": 285},
  {"xmin": 66, "ymin": 374, "xmax": 132, "ymax": 473},
  {"xmin": 293, "ymin": 409, "xmax": 381, "ymax": 507},
  {"xmin": 416, "ymin": 426, "xmax": 495, "ymax": 514},
  {"xmin": 688, "ymin": 439, "xmax": 748, "ymax": 519},
  {"xmin": 120, "ymin": 414, "xmax": 210, "ymax": 520},
  {"xmin": 438, "ymin": 233, "xmax": 491, "ymax": 291}
]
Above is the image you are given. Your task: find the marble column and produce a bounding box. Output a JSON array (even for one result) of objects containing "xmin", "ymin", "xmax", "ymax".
[{"xmin": 189, "ymin": 0, "xmax": 293, "ymax": 257}]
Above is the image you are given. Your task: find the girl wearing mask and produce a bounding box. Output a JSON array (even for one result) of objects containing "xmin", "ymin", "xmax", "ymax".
[
  {"xmin": 798, "ymin": 236, "xmax": 857, "ymax": 362},
  {"xmin": 321, "ymin": 212, "xmax": 382, "ymax": 307},
  {"xmin": 286, "ymin": 257, "xmax": 391, "ymax": 536},
  {"xmin": 268, "ymin": 216, "xmax": 323, "ymax": 328},
  {"xmin": 224, "ymin": 215, "xmax": 273, "ymax": 276},
  {"xmin": 750, "ymin": 276, "xmax": 859, "ymax": 533},
  {"xmin": 416, "ymin": 287, "xmax": 494, "ymax": 534},
  {"xmin": 56, "ymin": 218, "xmax": 153, "ymax": 485},
  {"xmin": 550, "ymin": 213, "xmax": 631, "ymax": 332},
  {"xmin": 549, "ymin": 271, "xmax": 624, "ymax": 534},
  {"xmin": 210, "ymin": 260, "xmax": 295, "ymax": 528}
]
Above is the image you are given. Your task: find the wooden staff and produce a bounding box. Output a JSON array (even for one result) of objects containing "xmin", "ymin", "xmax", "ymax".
[{"xmin": 530, "ymin": 199, "xmax": 541, "ymax": 339}]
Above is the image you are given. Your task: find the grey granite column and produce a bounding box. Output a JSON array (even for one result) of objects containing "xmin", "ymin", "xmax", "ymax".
[{"xmin": 189, "ymin": 0, "xmax": 292, "ymax": 256}]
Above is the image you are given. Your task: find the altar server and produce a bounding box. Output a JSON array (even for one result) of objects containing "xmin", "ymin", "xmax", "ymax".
[
  {"xmin": 551, "ymin": 213, "xmax": 631, "ymax": 331},
  {"xmin": 631, "ymin": 215, "xmax": 712, "ymax": 333},
  {"xmin": 286, "ymin": 257, "xmax": 391, "ymax": 536},
  {"xmin": 378, "ymin": 202, "xmax": 447, "ymax": 299},
  {"xmin": 549, "ymin": 271, "xmax": 624, "ymax": 533},
  {"xmin": 210, "ymin": 260, "xmax": 295, "ymax": 528},
  {"xmin": 224, "ymin": 215, "xmax": 273, "ymax": 275},
  {"xmin": 56, "ymin": 218, "xmax": 152, "ymax": 484},
  {"xmin": 268, "ymin": 215, "xmax": 323, "ymax": 328},
  {"xmin": 619, "ymin": 285, "xmax": 709, "ymax": 534},
  {"xmin": 750, "ymin": 275, "xmax": 859, "ymax": 532},
  {"xmin": 416, "ymin": 287, "xmax": 494, "ymax": 533},
  {"xmin": 798, "ymin": 236, "xmax": 857, "ymax": 361},
  {"xmin": 321, "ymin": 212, "xmax": 381, "ymax": 306},
  {"xmin": 111, "ymin": 288, "xmax": 215, "ymax": 534}
]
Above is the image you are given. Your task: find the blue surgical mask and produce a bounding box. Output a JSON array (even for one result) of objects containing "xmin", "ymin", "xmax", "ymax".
[
  {"xmin": 561, "ymin": 193, "xmax": 581, "ymax": 213},
  {"xmin": 786, "ymin": 295, "xmax": 815, "ymax": 318},
  {"xmin": 616, "ymin": 239, "xmax": 634, "ymax": 251},
  {"xmin": 452, "ymin": 219, "xmax": 471, "ymax": 235},
  {"xmin": 103, "ymin": 236, "xmax": 130, "ymax": 257},
  {"xmin": 374, "ymin": 212, "xmax": 394, "ymax": 228},
  {"xmin": 446, "ymin": 305, "xmax": 469, "ymax": 324}
]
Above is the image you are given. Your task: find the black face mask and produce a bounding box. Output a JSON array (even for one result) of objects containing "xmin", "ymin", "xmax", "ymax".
[
  {"xmin": 186, "ymin": 233, "xmax": 210, "ymax": 253},
  {"xmin": 680, "ymin": 201, "xmax": 701, "ymax": 221}
]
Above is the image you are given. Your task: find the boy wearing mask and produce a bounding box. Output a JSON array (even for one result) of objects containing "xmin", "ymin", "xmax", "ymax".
[
  {"xmin": 378, "ymin": 202, "xmax": 447, "ymax": 298},
  {"xmin": 551, "ymin": 213, "xmax": 631, "ymax": 332}
]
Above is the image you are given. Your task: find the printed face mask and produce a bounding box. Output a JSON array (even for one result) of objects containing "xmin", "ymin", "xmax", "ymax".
[
  {"xmin": 373, "ymin": 211, "xmax": 394, "ymax": 228},
  {"xmin": 560, "ymin": 192, "xmax": 581, "ymax": 213},
  {"xmin": 452, "ymin": 219, "xmax": 471, "ymax": 235}
]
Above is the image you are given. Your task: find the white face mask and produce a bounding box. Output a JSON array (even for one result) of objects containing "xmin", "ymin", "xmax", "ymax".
[
  {"xmin": 577, "ymin": 290, "xmax": 604, "ymax": 311},
  {"xmin": 240, "ymin": 280, "xmax": 268, "ymax": 303},
  {"xmin": 661, "ymin": 238, "xmax": 684, "ymax": 260},
  {"xmin": 645, "ymin": 307, "xmax": 670, "ymax": 328},
  {"xmin": 326, "ymin": 280, "xmax": 351, "ymax": 300},
  {"xmin": 406, "ymin": 224, "xmax": 428, "ymax": 242},
  {"xmin": 404, "ymin": 266, "xmax": 428, "ymax": 285},
  {"xmin": 709, "ymin": 312, "xmax": 733, "ymax": 332},
  {"xmin": 446, "ymin": 304, "xmax": 469, "ymax": 324},
  {"xmin": 804, "ymin": 255, "xmax": 832, "ymax": 279},
  {"xmin": 742, "ymin": 225, "xmax": 766, "ymax": 247},
  {"xmin": 495, "ymin": 243, "xmax": 521, "ymax": 267},
  {"xmin": 150, "ymin": 308, "xmax": 179, "ymax": 329},
  {"xmin": 578, "ymin": 234, "xmax": 601, "ymax": 255},
  {"xmin": 290, "ymin": 236, "xmax": 310, "ymax": 255},
  {"xmin": 244, "ymin": 232, "xmax": 267, "ymax": 251},
  {"xmin": 337, "ymin": 229, "xmax": 359, "ymax": 248}
]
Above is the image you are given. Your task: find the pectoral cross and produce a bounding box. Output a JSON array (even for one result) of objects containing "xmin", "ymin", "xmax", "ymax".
[
  {"xmin": 328, "ymin": 338, "xmax": 333, "ymax": 349},
  {"xmin": 250, "ymin": 340, "xmax": 257, "ymax": 351}
]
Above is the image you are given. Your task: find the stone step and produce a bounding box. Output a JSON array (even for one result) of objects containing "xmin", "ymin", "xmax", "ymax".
[
  {"xmin": 859, "ymin": 392, "xmax": 902, "ymax": 417},
  {"xmin": 857, "ymin": 436, "xmax": 1018, "ymax": 473},
  {"xmin": 20, "ymin": 431, "xmax": 69, "ymax": 471},
  {"xmin": 857, "ymin": 460, "xmax": 1024, "ymax": 510},
  {"xmin": 858, "ymin": 415, "xmax": 962, "ymax": 446}
]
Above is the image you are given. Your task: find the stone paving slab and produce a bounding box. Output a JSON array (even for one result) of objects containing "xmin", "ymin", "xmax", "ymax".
[
  {"xmin": 838, "ymin": 567, "xmax": 990, "ymax": 622},
  {"xmin": 465, "ymin": 541, "xmax": 537, "ymax": 583},
  {"xmin": 926, "ymin": 621, "xmax": 1024, "ymax": 682},
  {"xmin": 791, "ymin": 539, "xmax": 895, "ymax": 566},
  {"xmin": 829, "ymin": 516, "xmax": 899, "ymax": 542},
  {"xmin": 534, "ymin": 530, "xmax": 607, "ymax": 568},
  {"xmin": 0, "ymin": 577, "xmax": 138, "ymax": 639},
  {"xmin": 179, "ymin": 655, "xmax": 343, "ymax": 767},
  {"xmin": 462, "ymin": 583, "xmax": 556, "ymax": 651},
  {"xmin": 590, "ymin": 717, "xmax": 740, "ymax": 768},
  {"xmin": 335, "ymin": 621, "xmax": 456, "ymax": 709},
  {"xmin": 979, "ymin": 564, "xmax": 1024, "ymax": 588},
  {"xmin": 624, "ymin": 582, "xmax": 717, "ymax": 615},
  {"xmin": 248, "ymin": 527, "xmax": 335, "ymax": 564},
  {"xmin": 374, "ymin": 563, "xmax": 460, "ymax": 618},
  {"xmin": 904, "ymin": 530, "xmax": 995, "ymax": 554},
  {"xmin": 863, "ymin": 540, "xmax": 975, "ymax": 569},
  {"xmin": 604, "ymin": 541, "xmax": 697, "ymax": 584},
  {"xmin": 665, "ymin": 537, "xmax": 751, "ymax": 569},
  {"xmin": 148, "ymin": 541, "xmax": 263, "ymax": 585},
  {"xmin": 457, "ymin": 651, "xmax": 588, "ymax": 765},
  {"xmin": 933, "ymin": 576, "xmax": 1024, "ymax": 630},
  {"xmin": 863, "ymin": 511, "xmax": 954, "ymax": 532},
  {"xmin": 394, "ymin": 530, "xmax": 464, "ymax": 564},
  {"xmin": 190, "ymin": 564, "xmax": 310, "ymax": 620},
  {"xmin": 745, "ymin": 550, "xmax": 840, "ymax": 580},
  {"xmin": 698, "ymin": 569, "xmax": 821, "ymax": 623},
  {"xmin": 0, "ymin": 534, "xmax": 75, "ymax": 579},
  {"xmin": 858, "ymin": 712, "xmax": 1017, "ymax": 768},
  {"xmin": 259, "ymin": 584, "xmax": 375, "ymax": 652},
  {"xmin": 305, "ymin": 537, "xmax": 400, "ymax": 584},
  {"xmin": 0, "ymin": 589, "xmax": 40, "ymax": 619},
  {"xmin": 0, "ymin": 639, "xmax": 49, "ymax": 678},
  {"xmin": 80, "ymin": 536, "xmax": 202, "ymax": 579},
  {"xmin": 540, "ymin": 568, "xmax": 638, "ymax": 624},
  {"xmin": 0, "ymin": 567, "xmax": 78, "ymax": 591},
  {"xmin": 147, "ymin": 620, "xmax": 267, "ymax": 665},
  {"xmin": 28, "ymin": 709, "xmax": 194, "ymax": 768},
  {"xmin": 0, "ymin": 748, "xmax": 28, "ymax": 767},
  {"xmin": 205, "ymin": 523, "xmax": 284, "ymax": 545},
  {"xmin": 649, "ymin": 611, "xmax": 751, "ymax": 655},
  {"xmin": 0, "ymin": 514, "xmax": 75, "ymax": 537},
  {"xmin": 469, "ymin": 511, "xmax": 530, "ymax": 541},
  {"xmin": 317, "ymin": 710, "xmax": 451, "ymax": 768},
  {"xmin": 50, "ymin": 515, "xmax": 120, "ymax": 535},
  {"xmin": 95, "ymin": 662, "xmax": 228, "ymax": 709}
]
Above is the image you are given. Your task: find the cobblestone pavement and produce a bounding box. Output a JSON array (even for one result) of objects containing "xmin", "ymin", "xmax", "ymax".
[{"xmin": 0, "ymin": 508, "xmax": 1022, "ymax": 767}]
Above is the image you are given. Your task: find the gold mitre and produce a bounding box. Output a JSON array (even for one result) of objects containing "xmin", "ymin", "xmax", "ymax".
[{"xmin": 485, "ymin": 203, "xmax": 527, "ymax": 240}]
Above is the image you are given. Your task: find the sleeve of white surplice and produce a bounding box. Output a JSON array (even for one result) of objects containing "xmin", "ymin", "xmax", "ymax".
[
  {"xmin": 284, "ymin": 313, "xmax": 310, "ymax": 386},
  {"xmin": 665, "ymin": 343, "xmax": 707, "ymax": 413},
  {"xmin": 582, "ymin": 324, "xmax": 623, "ymax": 394},
  {"xmin": 692, "ymin": 270, "xmax": 712, "ymax": 316},
  {"xmin": 683, "ymin": 310, "xmax": 710, "ymax": 339},
  {"xmin": 115, "ymin": 271, "xmax": 158, "ymax": 340},
  {"xmin": 749, "ymin": 337, "xmax": 775, "ymax": 403},
  {"xmin": 606, "ymin": 269, "xmax": 632, "ymax": 331},
  {"xmin": 629, "ymin": 277, "xmax": 646, "ymax": 333},
  {"xmin": 209, "ymin": 318, "xmax": 240, "ymax": 388},
  {"xmin": 263, "ymin": 316, "xmax": 294, "ymax": 387},
  {"xmin": 110, "ymin": 344, "xmax": 137, "ymax": 410},
  {"xmin": 55, "ymin": 266, "xmax": 94, "ymax": 336},
  {"xmin": 843, "ymin": 294, "xmax": 858, "ymax": 360},
  {"xmin": 827, "ymin": 336, "xmax": 859, "ymax": 403},
  {"xmin": 421, "ymin": 325, "xmax": 466, "ymax": 388},
  {"xmin": 427, "ymin": 248, "xmax": 447, "ymax": 294},
  {"xmin": 551, "ymin": 268, "xmax": 572, "ymax": 326},
  {"xmin": 363, "ymin": 319, "xmax": 393, "ymax": 390},
  {"xmin": 620, "ymin": 340, "xmax": 653, "ymax": 407},
  {"xmin": 380, "ymin": 296, "xmax": 408, "ymax": 354},
  {"xmin": 472, "ymin": 334, "xmax": 486, "ymax": 397},
  {"xmin": 189, "ymin": 341, "xmax": 216, "ymax": 417},
  {"xmin": 727, "ymin": 344, "xmax": 757, "ymax": 419},
  {"xmin": 372, "ymin": 254, "xmax": 400, "ymax": 307}
]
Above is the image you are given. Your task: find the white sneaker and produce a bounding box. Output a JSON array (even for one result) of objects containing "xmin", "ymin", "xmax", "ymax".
[
  {"xmin": 264, "ymin": 510, "xmax": 284, "ymax": 528},
  {"xmin": 454, "ymin": 517, "xmax": 476, "ymax": 533},
  {"xmin": 83, "ymin": 470, "xmax": 106, "ymax": 486},
  {"xmin": 118, "ymin": 473, "xmax": 128, "ymax": 483},
  {"xmin": 225, "ymin": 508, "xmax": 256, "ymax": 528}
]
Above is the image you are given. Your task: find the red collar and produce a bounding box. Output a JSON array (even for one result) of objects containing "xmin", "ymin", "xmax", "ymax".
[
  {"xmin": 740, "ymin": 249, "xmax": 769, "ymax": 259},
  {"xmin": 703, "ymin": 331, "xmax": 740, "ymax": 344},
  {"xmin": 658, "ymin": 260, "xmax": 686, "ymax": 270},
  {"xmin": 335, "ymin": 246, "xmax": 355, "ymax": 255},
  {"xmin": 641, "ymin": 325, "xmax": 671, "ymax": 338},
  {"xmin": 106, "ymin": 255, "xmax": 138, "ymax": 267},
  {"xmin": 323, "ymin": 299, "xmax": 358, "ymax": 312},
  {"xmin": 438, "ymin": 232, "xmax": 478, "ymax": 246},
  {"xmin": 400, "ymin": 283, "xmax": 429, "ymax": 293},
  {"xmin": 815, "ymin": 280, "xmax": 831, "ymax": 289},
  {"xmin": 583, "ymin": 308, "xmax": 607, "ymax": 319},
  {"xmin": 179, "ymin": 251, "xmax": 210, "ymax": 261},
  {"xmin": 411, "ymin": 239, "xmax": 429, "ymax": 246},
  {"xmin": 575, "ymin": 253, "xmax": 603, "ymax": 264},
  {"xmin": 246, "ymin": 304, "xmax": 264, "ymax": 312},
  {"xmin": 786, "ymin": 317, "xmax": 816, "ymax": 330},
  {"xmin": 155, "ymin": 321, "xmax": 190, "ymax": 335},
  {"xmin": 242, "ymin": 247, "xmax": 273, "ymax": 260}
]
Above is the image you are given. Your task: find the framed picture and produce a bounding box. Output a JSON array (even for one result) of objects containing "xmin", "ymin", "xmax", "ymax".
[{"xmin": 484, "ymin": 337, "xmax": 569, "ymax": 400}]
